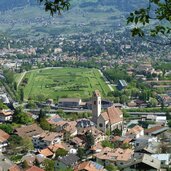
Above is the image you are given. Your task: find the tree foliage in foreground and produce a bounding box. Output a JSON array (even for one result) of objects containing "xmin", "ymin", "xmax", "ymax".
[
  {"xmin": 38, "ymin": 0, "xmax": 70, "ymax": 15},
  {"xmin": 127, "ymin": 0, "xmax": 171, "ymax": 38}
]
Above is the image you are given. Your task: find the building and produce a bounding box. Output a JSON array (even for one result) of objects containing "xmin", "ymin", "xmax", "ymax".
[
  {"xmin": 151, "ymin": 154, "xmax": 171, "ymax": 166},
  {"xmin": 0, "ymin": 110, "xmax": 13, "ymax": 122},
  {"xmin": 15, "ymin": 124, "xmax": 44, "ymax": 138},
  {"xmin": 74, "ymin": 161, "xmax": 106, "ymax": 171},
  {"xmin": 117, "ymin": 80, "xmax": 128, "ymax": 90},
  {"xmin": 55, "ymin": 154, "xmax": 80, "ymax": 170},
  {"xmin": 144, "ymin": 126, "xmax": 168, "ymax": 137},
  {"xmin": 92, "ymin": 90, "xmax": 101, "ymax": 124},
  {"xmin": 32, "ymin": 132, "xmax": 63, "ymax": 149},
  {"xmin": 0, "ymin": 129, "xmax": 10, "ymax": 152},
  {"xmin": 78, "ymin": 127, "xmax": 105, "ymax": 144},
  {"xmin": 126, "ymin": 125, "xmax": 144, "ymax": 139},
  {"xmin": 94, "ymin": 147, "xmax": 134, "ymax": 167},
  {"xmin": 92, "ymin": 90, "xmax": 123, "ymax": 133},
  {"xmin": 58, "ymin": 98, "xmax": 82, "ymax": 108},
  {"xmin": 0, "ymin": 93, "xmax": 10, "ymax": 104},
  {"xmin": 122, "ymin": 154, "xmax": 161, "ymax": 171},
  {"xmin": 76, "ymin": 119, "xmax": 94, "ymax": 129},
  {"xmin": 0, "ymin": 154, "xmax": 20, "ymax": 171}
]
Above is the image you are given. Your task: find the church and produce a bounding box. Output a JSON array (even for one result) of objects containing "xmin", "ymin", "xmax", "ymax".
[{"xmin": 92, "ymin": 90, "xmax": 123, "ymax": 133}]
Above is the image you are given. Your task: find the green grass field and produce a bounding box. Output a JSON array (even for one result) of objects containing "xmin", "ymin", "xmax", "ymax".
[{"xmin": 18, "ymin": 67, "xmax": 111, "ymax": 100}]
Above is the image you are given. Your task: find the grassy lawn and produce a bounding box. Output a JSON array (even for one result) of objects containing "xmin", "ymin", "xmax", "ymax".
[
  {"xmin": 17, "ymin": 67, "xmax": 111, "ymax": 100},
  {"xmin": 14, "ymin": 73, "xmax": 23, "ymax": 83}
]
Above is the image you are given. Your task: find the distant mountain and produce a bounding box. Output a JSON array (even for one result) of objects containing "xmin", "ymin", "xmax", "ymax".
[
  {"xmin": 0, "ymin": 0, "xmax": 148, "ymax": 37},
  {"xmin": 0, "ymin": 0, "xmax": 147, "ymax": 12},
  {"xmin": 0, "ymin": 0, "xmax": 30, "ymax": 11}
]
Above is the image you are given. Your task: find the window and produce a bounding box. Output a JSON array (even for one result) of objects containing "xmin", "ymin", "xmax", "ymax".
[
  {"xmin": 94, "ymin": 101, "xmax": 96, "ymax": 105},
  {"xmin": 99, "ymin": 123, "xmax": 103, "ymax": 127}
]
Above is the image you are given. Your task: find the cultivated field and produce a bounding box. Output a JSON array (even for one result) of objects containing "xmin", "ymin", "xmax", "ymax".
[{"xmin": 18, "ymin": 67, "xmax": 111, "ymax": 100}]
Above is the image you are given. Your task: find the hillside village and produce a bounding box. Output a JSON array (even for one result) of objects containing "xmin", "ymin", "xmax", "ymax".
[
  {"xmin": 0, "ymin": 84, "xmax": 171, "ymax": 171},
  {"xmin": 0, "ymin": 45, "xmax": 171, "ymax": 171},
  {"xmin": 0, "ymin": 1, "xmax": 170, "ymax": 170}
]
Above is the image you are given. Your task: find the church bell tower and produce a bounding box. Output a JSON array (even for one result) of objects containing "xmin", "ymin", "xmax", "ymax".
[{"xmin": 92, "ymin": 90, "xmax": 101, "ymax": 124}]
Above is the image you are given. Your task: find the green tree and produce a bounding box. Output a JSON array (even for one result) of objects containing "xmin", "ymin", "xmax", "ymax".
[
  {"xmin": 37, "ymin": 109, "xmax": 46, "ymax": 122},
  {"xmin": 63, "ymin": 131, "xmax": 71, "ymax": 142},
  {"xmin": 43, "ymin": 159, "xmax": 55, "ymax": 171},
  {"xmin": 55, "ymin": 148, "xmax": 68, "ymax": 158},
  {"xmin": 77, "ymin": 147, "xmax": 85, "ymax": 160},
  {"xmin": 13, "ymin": 110, "xmax": 34, "ymax": 124},
  {"xmin": 3, "ymin": 69, "xmax": 14, "ymax": 84},
  {"xmin": 0, "ymin": 100, "xmax": 8, "ymax": 109},
  {"xmin": 101, "ymin": 140, "xmax": 113, "ymax": 148},
  {"xmin": 127, "ymin": 0, "xmax": 171, "ymax": 39},
  {"xmin": 112, "ymin": 128, "xmax": 122, "ymax": 136},
  {"xmin": 85, "ymin": 132, "xmax": 95, "ymax": 149},
  {"xmin": 14, "ymin": 82, "xmax": 17, "ymax": 91},
  {"xmin": 38, "ymin": 0, "xmax": 70, "ymax": 16},
  {"xmin": 0, "ymin": 124, "xmax": 13, "ymax": 134},
  {"xmin": 166, "ymin": 111, "xmax": 171, "ymax": 120},
  {"xmin": 39, "ymin": 118, "xmax": 51, "ymax": 130},
  {"xmin": 105, "ymin": 165, "xmax": 118, "ymax": 171},
  {"xmin": 23, "ymin": 160, "xmax": 29, "ymax": 169},
  {"xmin": 149, "ymin": 97, "xmax": 158, "ymax": 107},
  {"xmin": 20, "ymin": 88, "xmax": 24, "ymax": 101},
  {"xmin": 168, "ymin": 120, "xmax": 171, "ymax": 127},
  {"xmin": 27, "ymin": 100, "xmax": 37, "ymax": 109},
  {"xmin": 22, "ymin": 137, "xmax": 34, "ymax": 152}
]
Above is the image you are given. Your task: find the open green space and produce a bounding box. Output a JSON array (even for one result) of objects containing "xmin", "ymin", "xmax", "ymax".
[{"xmin": 17, "ymin": 67, "xmax": 111, "ymax": 100}]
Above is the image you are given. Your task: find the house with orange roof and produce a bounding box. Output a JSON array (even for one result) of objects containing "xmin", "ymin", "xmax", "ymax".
[
  {"xmin": 78, "ymin": 127, "xmax": 106, "ymax": 144},
  {"xmin": 48, "ymin": 143, "xmax": 65, "ymax": 153},
  {"xmin": 0, "ymin": 129, "xmax": 10, "ymax": 152},
  {"xmin": 37, "ymin": 143, "xmax": 66, "ymax": 159},
  {"xmin": 94, "ymin": 147, "xmax": 134, "ymax": 167},
  {"xmin": 32, "ymin": 132, "xmax": 63, "ymax": 149},
  {"xmin": 74, "ymin": 161, "xmax": 107, "ymax": 171},
  {"xmin": 126, "ymin": 125, "xmax": 144, "ymax": 139},
  {"xmin": 62, "ymin": 121, "xmax": 77, "ymax": 137},
  {"xmin": 38, "ymin": 148, "xmax": 54, "ymax": 158}
]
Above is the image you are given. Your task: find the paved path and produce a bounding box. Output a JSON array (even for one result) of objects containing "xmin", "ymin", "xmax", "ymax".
[
  {"xmin": 98, "ymin": 69, "xmax": 114, "ymax": 91},
  {"xmin": 17, "ymin": 71, "xmax": 26, "ymax": 87}
]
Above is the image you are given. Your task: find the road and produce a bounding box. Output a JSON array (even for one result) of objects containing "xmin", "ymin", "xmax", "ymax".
[
  {"xmin": 127, "ymin": 112, "xmax": 166, "ymax": 116},
  {"xmin": 24, "ymin": 108, "xmax": 91, "ymax": 114},
  {"xmin": 98, "ymin": 69, "xmax": 114, "ymax": 91},
  {"xmin": 17, "ymin": 71, "xmax": 26, "ymax": 87}
]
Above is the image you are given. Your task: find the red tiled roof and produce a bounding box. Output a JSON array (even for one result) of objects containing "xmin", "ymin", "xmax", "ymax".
[
  {"xmin": 26, "ymin": 166, "xmax": 45, "ymax": 171},
  {"xmin": 126, "ymin": 125, "xmax": 144, "ymax": 135},
  {"xmin": 0, "ymin": 129, "xmax": 10, "ymax": 142},
  {"xmin": 144, "ymin": 126, "xmax": 164, "ymax": 134},
  {"xmin": 8, "ymin": 165, "xmax": 20, "ymax": 171},
  {"xmin": 38, "ymin": 148, "xmax": 53, "ymax": 157},
  {"xmin": 101, "ymin": 106, "xmax": 123, "ymax": 124},
  {"xmin": 48, "ymin": 143, "xmax": 65, "ymax": 152}
]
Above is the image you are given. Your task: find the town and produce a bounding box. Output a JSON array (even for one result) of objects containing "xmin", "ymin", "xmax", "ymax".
[
  {"xmin": 0, "ymin": 0, "xmax": 171, "ymax": 171},
  {"xmin": 0, "ymin": 55, "xmax": 171, "ymax": 171}
]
